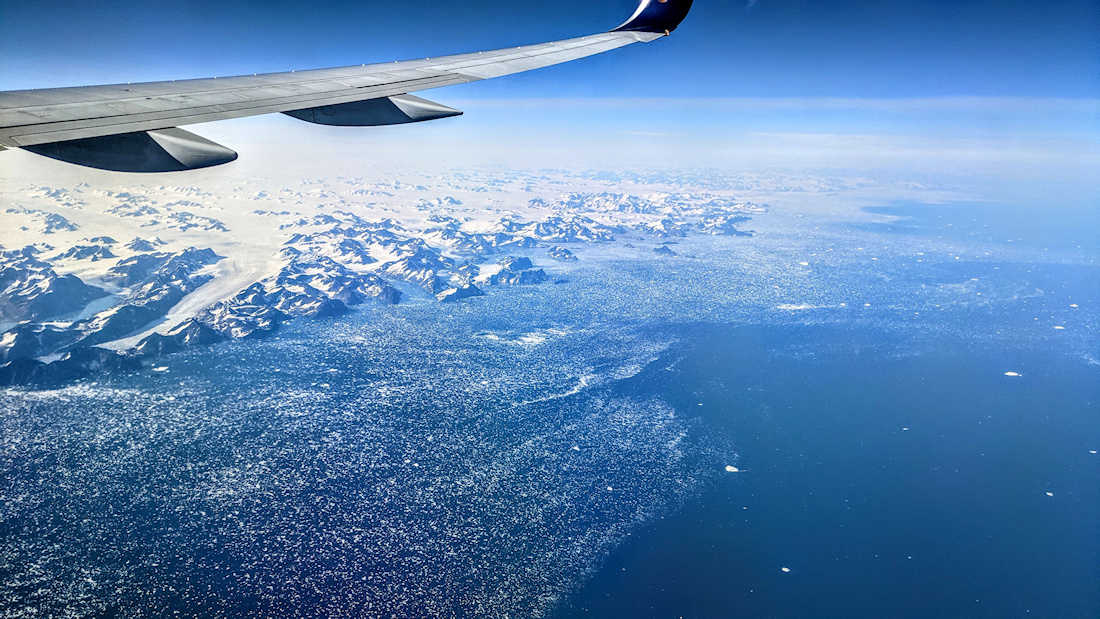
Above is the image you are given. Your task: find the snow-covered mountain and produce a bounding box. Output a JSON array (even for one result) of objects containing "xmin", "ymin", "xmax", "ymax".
[{"xmin": 0, "ymin": 168, "xmax": 767, "ymax": 385}]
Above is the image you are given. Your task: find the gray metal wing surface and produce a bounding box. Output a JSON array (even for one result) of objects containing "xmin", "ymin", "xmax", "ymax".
[{"xmin": 0, "ymin": 0, "xmax": 692, "ymax": 171}]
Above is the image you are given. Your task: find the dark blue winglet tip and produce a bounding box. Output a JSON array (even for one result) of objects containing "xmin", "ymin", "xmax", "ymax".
[{"xmin": 611, "ymin": 0, "xmax": 694, "ymax": 34}]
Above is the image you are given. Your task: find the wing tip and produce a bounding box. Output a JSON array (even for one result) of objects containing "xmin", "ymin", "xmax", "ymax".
[{"xmin": 611, "ymin": 0, "xmax": 694, "ymax": 34}]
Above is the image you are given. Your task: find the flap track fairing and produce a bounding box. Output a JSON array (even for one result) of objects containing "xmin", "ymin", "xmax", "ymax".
[
  {"xmin": 22, "ymin": 128, "xmax": 237, "ymax": 173},
  {"xmin": 283, "ymin": 94, "xmax": 463, "ymax": 127}
]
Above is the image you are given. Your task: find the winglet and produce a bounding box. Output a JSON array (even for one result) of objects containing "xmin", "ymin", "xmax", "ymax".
[{"xmin": 611, "ymin": 0, "xmax": 694, "ymax": 34}]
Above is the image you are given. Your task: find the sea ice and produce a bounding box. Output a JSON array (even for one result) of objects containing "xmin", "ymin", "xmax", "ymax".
[
  {"xmin": 777, "ymin": 304, "xmax": 825, "ymax": 311},
  {"xmin": 517, "ymin": 333, "xmax": 547, "ymax": 346}
]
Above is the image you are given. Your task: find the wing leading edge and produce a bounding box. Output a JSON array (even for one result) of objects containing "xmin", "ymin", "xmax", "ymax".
[{"xmin": 0, "ymin": 0, "xmax": 692, "ymax": 172}]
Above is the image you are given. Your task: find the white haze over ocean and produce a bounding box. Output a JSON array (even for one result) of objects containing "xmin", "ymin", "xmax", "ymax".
[{"xmin": 3, "ymin": 95, "xmax": 1094, "ymax": 204}]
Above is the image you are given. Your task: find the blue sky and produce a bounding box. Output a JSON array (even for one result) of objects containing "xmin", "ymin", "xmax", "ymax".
[
  {"xmin": 1, "ymin": 0, "xmax": 1098, "ymax": 193},
  {"xmin": 2, "ymin": 0, "xmax": 1097, "ymax": 96}
]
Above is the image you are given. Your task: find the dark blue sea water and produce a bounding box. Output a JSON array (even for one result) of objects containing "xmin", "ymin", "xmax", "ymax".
[
  {"xmin": 558, "ymin": 324, "xmax": 1100, "ymax": 618},
  {"xmin": 2, "ymin": 198, "xmax": 1097, "ymax": 617}
]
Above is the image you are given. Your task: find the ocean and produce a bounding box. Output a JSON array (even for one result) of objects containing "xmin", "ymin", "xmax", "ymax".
[
  {"xmin": 2, "ymin": 197, "xmax": 1097, "ymax": 617},
  {"xmin": 558, "ymin": 322, "xmax": 1099, "ymax": 618}
]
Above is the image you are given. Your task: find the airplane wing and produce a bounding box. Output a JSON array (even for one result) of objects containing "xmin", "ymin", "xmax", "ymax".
[{"xmin": 0, "ymin": 0, "xmax": 692, "ymax": 172}]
